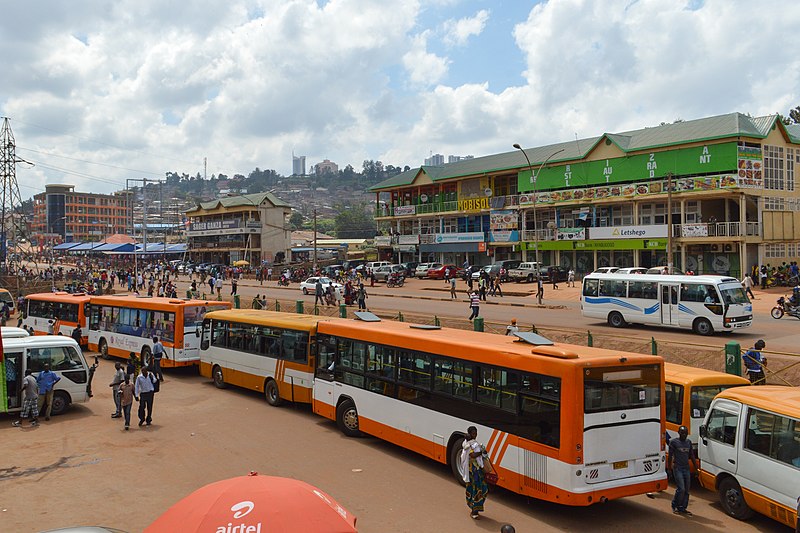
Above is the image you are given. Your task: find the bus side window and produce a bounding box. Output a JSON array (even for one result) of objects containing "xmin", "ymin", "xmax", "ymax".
[{"xmin": 582, "ymin": 279, "xmax": 598, "ymax": 297}]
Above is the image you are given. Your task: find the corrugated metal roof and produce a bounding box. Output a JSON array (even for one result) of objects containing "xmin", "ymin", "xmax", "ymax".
[
  {"xmin": 370, "ymin": 112, "xmax": 795, "ymax": 192},
  {"xmin": 785, "ymin": 123, "xmax": 800, "ymax": 143},
  {"xmin": 368, "ymin": 167, "xmax": 421, "ymax": 190},
  {"xmin": 187, "ymin": 192, "xmax": 290, "ymax": 213}
]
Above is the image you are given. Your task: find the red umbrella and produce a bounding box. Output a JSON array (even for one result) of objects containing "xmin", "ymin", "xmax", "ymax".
[{"xmin": 145, "ymin": 472, "xmax": 357, "ymax": 533}]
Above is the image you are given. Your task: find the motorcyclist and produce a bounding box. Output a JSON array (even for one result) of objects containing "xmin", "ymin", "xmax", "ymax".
[{"xmin": 789, "ymin": 286, "xmax": 800, "ymax": 315}]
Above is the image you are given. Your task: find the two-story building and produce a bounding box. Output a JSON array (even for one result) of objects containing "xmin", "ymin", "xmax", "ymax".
[
  {"xmin": 185, "ymin": 192, "xmax": 291, "ymax": 265},
  {"xmin": 371, "ymin": 112, "xmax": 800, "ymax": 277}
]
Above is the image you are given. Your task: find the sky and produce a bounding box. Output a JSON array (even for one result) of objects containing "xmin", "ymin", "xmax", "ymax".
[{"xmin": 1, "ymin": 0, "xmax": 798, "ymax": 199}]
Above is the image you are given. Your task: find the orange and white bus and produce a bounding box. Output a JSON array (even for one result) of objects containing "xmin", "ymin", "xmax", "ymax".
[
  {"xmin": 199, "ymin": 310, "xmax": 324, "ymax": 405},
  {"xmin": 87, "ymin": 295, "xmax": 230, "ymax": 367},
  {"xmin": 22, "ymin": 292, "xmax": 91, "ymax": 344},
  {"xmin": 312, "ymin": 317, "xmax": 667, "ymax": 506},
  {"xmin": 665, "ymin": 363, "xmax": 750, "ymax": 448},
  {"xmin": 698, "ymin": 386, "xmax": 799, "ymax": 528}
]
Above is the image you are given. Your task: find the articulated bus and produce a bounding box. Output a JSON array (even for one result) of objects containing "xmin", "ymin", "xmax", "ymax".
[
  {"xmin": 87, "ymin": 295, "xmax": 230, "ymax": 366},
  {"xmin": 22, "ymin": 292, "xmax": 91, "ymax": 344},
  {"xmin": 311, "ymin": 317, "xmax": 667, "ymax": 506},
  {"xmin": 581, "ymin": 274, "xmax": 752, "ymax": 335},
  {"xmin": 199, "ymin": 310, "xmax": 323, "ymax": 405},
  {"xmin": 698, "ymin": 386, "xmax": 800, "ymax": 529}
]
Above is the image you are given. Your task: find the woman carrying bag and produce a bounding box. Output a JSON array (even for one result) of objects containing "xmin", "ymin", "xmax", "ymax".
[{"xmin": 460, "ymin": 426, "xmax": 491, "ymax": 519}]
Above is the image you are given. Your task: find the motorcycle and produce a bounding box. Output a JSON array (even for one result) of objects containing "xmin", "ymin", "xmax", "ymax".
[
  {"xmin": 386, "ymin": 274, "xmax": 405, "ymax": 288},
  {"xmin": 277, "ymin": 277, "xmax": 290, "ymax": 287},
  {"xmin": 771, "ymin": 296, "xmax": 800, "ymax": 319}
]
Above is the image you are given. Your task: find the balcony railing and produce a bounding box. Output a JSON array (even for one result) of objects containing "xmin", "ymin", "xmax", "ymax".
[{"xmin": 674, "ymin": 222, "xmax": 761, "ymax": 238}]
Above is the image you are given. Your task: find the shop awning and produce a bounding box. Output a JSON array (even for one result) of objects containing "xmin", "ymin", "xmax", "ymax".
[
  {"xmin": 68, "ymin": 242, "xmax": 103, "ymax": 252},
  {"xmin": 53, "ymin": 242, "xmax": 81, "ymax": 250}
]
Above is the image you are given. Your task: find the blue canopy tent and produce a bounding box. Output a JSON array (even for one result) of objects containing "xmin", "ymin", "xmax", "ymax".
[
  {"xmin": 94, "ymin": 242, "xmax": 136, "ymax": 253},
  {"xmin": 67, "ymin": 242, "xmax": 104, "ymax": 253},
  {"xmin": 53, "ymin": 242, "xmax": 81, "ymax": 251}
]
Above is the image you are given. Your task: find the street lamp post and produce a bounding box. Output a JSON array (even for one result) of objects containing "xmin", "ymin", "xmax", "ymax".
[{"xmin": 513, "ymin": 144, "xmax": 565, "ymax": 266}]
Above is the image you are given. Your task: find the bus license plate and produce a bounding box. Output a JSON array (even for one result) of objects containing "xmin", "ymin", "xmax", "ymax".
[{"xmin": 613, "ymin": 461, "xmax": 628, "ymax": 470}]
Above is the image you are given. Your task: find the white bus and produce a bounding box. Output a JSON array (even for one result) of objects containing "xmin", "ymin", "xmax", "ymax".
[
  {"xmin": 697, "ymin": 386, "xmax": 799, "ymax": 529},
  {"xmin": 581, "ymin": 274, "xmax": 752, "ymax": 335},
  {"xmin": 3, "ymin": 336, "xmax": 96, "ymax": 415},
  {"xmin": 1, "ymin": 326, "xmax": 30, "ymax": 339}
]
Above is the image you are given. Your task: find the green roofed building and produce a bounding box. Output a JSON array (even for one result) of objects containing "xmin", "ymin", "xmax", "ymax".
[
  {"xmin": 370, "ymin": 112, "xmax": 800, "ymax": 277},
  {"xmin": 185, "ymin": 192, "xmax": 292, "ymax": 265}
]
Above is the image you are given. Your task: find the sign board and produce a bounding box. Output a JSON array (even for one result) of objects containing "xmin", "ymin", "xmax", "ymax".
[
  {"xmin": 398, "ymin": 234, "xmax": 420, "ymax": 245},
  {"xmin": 489, "ymin": 210, "xmax": 519, "ymax": 242},
  {"xmin": 557, "ymin": 228, "xmax": 586, "ymax": 240},
  {"xmin": 190, "ymin": 219, "xmax": 240, "ymax": 232},
  {"xmin": 393, "ymin": 205, "xmax": 416, "ymax": 216},
  {"xmin": 589, "ymin": 225, "xmax": 667, "ymax": 240},
  {"xmin": 434, "ymin": 232, "xmax": 485, "ymax": 244},
  {"xmin": 681, "ymin": 224, "xmax": 708, "ymax": 237},
  {"xmin": 374, "ymin": 236, "xmax": 392, "ymax": 246}
]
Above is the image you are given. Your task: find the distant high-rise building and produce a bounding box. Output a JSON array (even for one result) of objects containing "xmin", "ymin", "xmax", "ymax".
[
  {"xmin": 292, "ymin": 154, "xmax": 307, "ymax": 176},
  {"xmin": 448, "ymin": 155, "xmax": 474, "ymax": 163},
  {"xmin": 424, "ymin": 153, "xmax": 445, "ymax": 166},
  {"xmin": 314, "ymin": 159, "xmax": 339, "ymax": 175}
]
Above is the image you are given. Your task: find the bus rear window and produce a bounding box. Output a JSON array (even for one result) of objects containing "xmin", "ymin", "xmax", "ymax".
[
  {"xmin": 690, "ymin": 384, "xmax": 746, "ymax": 419},
  {"xmin": 184, "ymin": 305, "xmax": 229, "ymax": 328},
  {"xmin": 584, "ymin": 364, "xmax": 661, "ymax": 413}
]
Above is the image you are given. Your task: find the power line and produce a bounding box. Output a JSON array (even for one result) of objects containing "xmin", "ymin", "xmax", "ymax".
[
  {"xmin": 17, "ymin": 146, "xmax": 163, "ymax": 177},
  {"xmin": 24, "ymin": 160, "xmax": 128, "ymax": 186}
]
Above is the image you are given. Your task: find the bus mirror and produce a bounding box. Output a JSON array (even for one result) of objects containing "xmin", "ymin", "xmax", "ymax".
[
  {"xmin": 699, "ymin": 425, "xmax": 707, "ymax": 444},
  {"xmin": 201, "ymin": 340, "xmax": 209, "ymax": 351},
  {"xmin": 195, "ymin": 326, "xmax": 201, "ymax": 337}
]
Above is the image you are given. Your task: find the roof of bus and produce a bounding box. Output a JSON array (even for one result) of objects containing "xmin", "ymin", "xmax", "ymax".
[
  {"xmin": 89, "ymin": 295, "xmax": 232, "ymax": 308},
  {"xmin": 582, "ymin": 274, "xmax": 741, "ymax": 284},
  {"xmin": 714, "ymin": 385, "xmax": 800, "ymax": 415},
  {"xmin": 2, "ymin": 335, "xmax": 81, "ymax": 348},
  {"xmin": 317, "ymin": 318, "xmax": 662, "ymax": 370},
  {"xmin": 0, "ymin": 288, "xmax": 10, "ymax": 293},
  {"xmin": 664, "ymin": 362, "xmax": 750, "ymax": 387},
  {"xmin": 24, "ymin": 292, "xmax": 92, "ymax": 302},
  {"xmin": 204, "ymin": 309, "xmax": 328, "ymax": 332}
]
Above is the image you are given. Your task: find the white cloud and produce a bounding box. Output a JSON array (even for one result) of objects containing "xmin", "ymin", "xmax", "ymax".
[
  {"xmin": 442, "ymin": 9, "xmax": 489, "ymax": 47},
  {"xmin": 402, "ymin": 31, "xmax": 450, "ymax": 86}
]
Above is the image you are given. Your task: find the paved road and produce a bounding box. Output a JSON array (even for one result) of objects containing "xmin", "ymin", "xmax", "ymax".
[{"xmin": 1, "ymin": 360, "xmax": 788, "ymax": 532}]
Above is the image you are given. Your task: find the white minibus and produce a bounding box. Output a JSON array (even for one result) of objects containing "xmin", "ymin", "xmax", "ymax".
[
  {"xmin": 3, "ymin": 336, "xmax": 97, "ymax": 415},
  {"xmin": 581, "ymin": 274, "xmax": 752, "ymax": 335},
  {"xmin": 1, "ymin": 326, "xmax": 30, "ymax": 338},
  {"xmin": 698, "ymin": 386, "xmax": 799, "ymax": 529}
]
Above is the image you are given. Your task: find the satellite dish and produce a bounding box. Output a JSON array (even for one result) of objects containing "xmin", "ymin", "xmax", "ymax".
[{"xmin": 484, "ymin": 188, "xmax": 492, "ymax": 197}]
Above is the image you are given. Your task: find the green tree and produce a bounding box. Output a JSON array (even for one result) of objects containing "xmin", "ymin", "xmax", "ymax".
[
  {"xmin": 289, "ymin": 211, "xmax": 304, "ymax": 229},
  {"xmin": 334, "ymin": 202, "xmax": 376, "ymax": 239}
]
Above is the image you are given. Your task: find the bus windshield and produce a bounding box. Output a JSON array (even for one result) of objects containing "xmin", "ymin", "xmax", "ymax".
[
  {"xmin": 184, "ymin": 305, "xmax": 229, "ymax": 329},
  {"xmin": 584, "ymin": 365, "xmax": 661, "ymax": 413},
  {"xmin": 719, "ymin": 284, "xmax": 750, "ymax": 305}
]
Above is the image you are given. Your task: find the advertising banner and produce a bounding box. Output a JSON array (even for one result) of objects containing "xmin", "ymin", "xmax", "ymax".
[
  {"xmin": 589, "ymin": 225, "xmax": 667, "ymax": 240},
  {"xmin": 393, "ymin": 205, "xmax": 416, "ymax": 216},
  {"xmin": 737, "ymin": 145, "xmax": 763, "ymax": 184},
  {"xmin": 557, "ymin": 228, "xmax": 586, "ymax": 240},
  {"xmin": 681, "ymin": 224, "xmax": 709, "ymax": 237},
  {"xmin": 489, "ymin": 210, "xmax": 519, "ymax": 242},
  {"xmin": 435, "ymin": 232, "xmax": 485, "ymax": 243},
  {"xmin": 374, "ymin": 236, "xmax": 392, "ymax": 246},
  {"xmin": 398, "ymin": 234, "xmax": 419, "ymax": 245}
]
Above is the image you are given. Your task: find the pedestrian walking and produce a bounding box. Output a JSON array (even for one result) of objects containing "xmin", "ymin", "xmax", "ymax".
[
  {"xmin": 71, "ymin": 324, "xmax": 83, "ymax": 345},
  {"xmin": 552, "ymin": 269, "xmax": 558, "ymax": 290},
  {"xmin": 315, "ymin": 279, "xmax": 325, "ymax": 306},
  {"xmin": 449, "ymin": 277, "xmax": 457, "ymax": 299},
  {"xmin": 468, "ymin": 290, "xmax": 480, "ymax": 320},
  {"xmin": 760, "ymin": 265, "xmax": 768, "ymax": 289},
  {"xmin": 215, "ymin": 276, "xmax": 223, "ymax": 298},
  {"xmin": 134, "ymin": 366, "xmax": 157, "ymax": 426},
  {"xmin": 357, "ymin": 283, "xmax": 368, "ymax": 311},
  {"xmin": 505, "ymin": 318, "xmax": 519, "ymax": 336},
  {"xmin": 126, "ymin": 352, "xmax": 138, "ymax": 382},
  {"xmin": 152, "ymin": 336, "xmax": 165, "ymax": 381},
  {"xmin": 267, "ymin": 267, "xmax": 273, "ymax": 282},
  {"xmin": 668, "ymin": 425, "xmax": 699, "ymax": 516},
  {"xmin": 493, "ymin": 277, "xmax": 503, "ymax": 298},
  {"xmin": 460, "ymin": 426, "xmax": 489, "ymax": 519},
  {"xmin": 36, "ymin": 363, "xmax": 61, "ymax": 421},
  {"xmin": 568, "ymin": 268, "xmax": 575, "ymax": 288},
  {"xmin": 743, "ymin": 339, "xmax": 767, "ymax": 385},
  {"xmin": 231, "ymin": 278, "xmax": 238, "ymax": 295},
  {"xmin": 742, "ymin": 274, "xmax": 755, "ymax": 299},
  {"xmin": 109, "ymin": 362, "xmax": 125, "ymax": 418},
  {"xmin": 119, "ymin": 375, "xmax": 135, "ymax": 430},
  {"xmin": 12, "ymin": 370, "xmax": 39, "ymax": 427},
  {"xmin": 208, "ymin": 276, "xmax": 215, "ymax": 294},
  {"xmin": 478, "ymin": 275, "xmax": 487, "ymax": 301},
  {"xmin": 536, "ymin": 276, "xmax": 544, "ymax": 305}
]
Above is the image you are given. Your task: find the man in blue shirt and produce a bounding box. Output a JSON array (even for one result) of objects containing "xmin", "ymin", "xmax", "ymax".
[
  {"xmin": 743, "ymin": 339, "xmax": 767, "ymax": 385},
  {"xmin": 668, "ymin": 425, "xmax": 699, "ymax": 516},
  {"xmin": 36, "ymin": 363, "xmax": 61, "ymax": 421},
  {"xmin": 151, "ymin": 336, "xmax": 165, "ymax": 382},
  {"xmin": 134, "ymin": 366, "xmax": 156, "ymax": 427}
]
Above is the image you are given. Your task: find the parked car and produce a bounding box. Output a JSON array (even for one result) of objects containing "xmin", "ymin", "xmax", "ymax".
[
  {"xmin": 320, "ymin": 264, "xmax": 344, "ymax": 277},
  {"xmin": 373, "ymin": 264, "xmax": 406, "ymax": 281},
  {"xmin": 616, "ymin": 267, "xmax": 648, "ymax": 275},
  {"xmin": 299, "ymin": 277, "xmax": 341, "ymax": 295},
  {"xmin": 471, "ymin": 260, "xmax": 521, "ymax": 280},
  {"xmin": 415, "ymin": 263, "xmax": 441, "ymax": 278},
  {"xmin": 646, "ymin": 266, "xmax": 685, "ymax": 275},
  {"xmin": 592, "ymin": 266, "xmax": 619, "ymax": 274},
  {"xmin": 365, "ymin": 261, "xmax": 390, "ymax": 272},
  {"xmin": 343, "ymin": 260, "xmax": 366, "ymax": 271},
  {"xmin": 400, "ymin": 262, "xmax": 419, "ymax": 277},
  {"xmin": 540, "ymin": 265, "xmax": 569, "ymax": 282},
  {"xmin": 508, "ymin": 262, "xmax": 543, "ymax": 282},
  {"xmin": 427, "ymin": 264, "xmax": 461, "ymax": 280}
]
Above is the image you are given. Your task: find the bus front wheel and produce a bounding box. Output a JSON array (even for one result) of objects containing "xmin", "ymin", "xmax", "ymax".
[
  {"xmin": 608, "ymin": 311, "xmax": 626, "ymax": 328},
  {"xmin": 265, "ymin": 379, "xmax": 283, "ymax": 407},
  {"xmin": 336, "ymin": 399, "xmax": 362, "ymax": 437},
  {"xmin": 449, "ymin": 436, "xmax": 467, "ymax": 486},
  {"xmin": 718, "ymin": 477, "xmax": 754, "ymax": 520},
  {"xmin": 212, "ymin": 365, "xmax": 227, "ymax": 389},
  {"xmin": 99, "ymin": 339, "xmax": 109, "ymax": 360},
  {"xmin": 50, "ymin": 391, "xmax": 70, "ymax": 416},
  {"xmin": 693, "ymin": 318, "xmax": 713, "ymax": 336}
]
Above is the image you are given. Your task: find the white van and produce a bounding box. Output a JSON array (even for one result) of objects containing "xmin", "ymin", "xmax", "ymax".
[
  {"xmin": 3, "ymin": 336, "xmax": 96, "ymax": 415},
  {"xmin": 1, "ymin": 326, "xmax": 30, "ymax": 338},
  {"xmin": 365, "ymin": 261, "xmax": 390, "ymax": 271}
]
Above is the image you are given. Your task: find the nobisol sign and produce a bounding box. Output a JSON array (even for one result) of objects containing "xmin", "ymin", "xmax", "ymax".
[{"xmin": 589, "ymin": 225, "xmax": 667, "ymax": 240}]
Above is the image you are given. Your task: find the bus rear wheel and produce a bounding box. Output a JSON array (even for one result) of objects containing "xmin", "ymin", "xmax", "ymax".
[
  {"xmin": 693, "ymin": 318, "xmax": 713, "ymax": 336},
  {"xmin": 99, "ymin": 339, "xmax": 110, "ymax": 360},
  {"xmin": 336, "ymin": 398, "xmax": 362, "ymax": 437},
  {"xmin": 212, "ymin": 365, "xmax": 226, "ymax": 389},
  {"xmin": 608, "ymin": 311, "xmax": 626, "ymax": 328},
  {"xmin": 265, "ymin": 379, "xmax": 283, "ymax": 406},
  {"xmin": 718, "ymin": 477, "xmax": 754, "ymax": 520},
  {"xmin": 449, "ymin": 436, "xmax": 467, "ymax": 486}
]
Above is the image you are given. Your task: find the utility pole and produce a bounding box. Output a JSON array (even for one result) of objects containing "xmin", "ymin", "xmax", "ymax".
[
  {"xmin": 312, "ymin": 208, "xmax": 318, "ymax": 271},
  {"xmin": 666, "ymin": 172, "xmax": 674, "ymax": 272}
]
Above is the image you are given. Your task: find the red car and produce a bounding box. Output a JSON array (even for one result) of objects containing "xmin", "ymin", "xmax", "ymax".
[{"xmin": 427, "ymin": 264, "xmax": 461, "ymax": 280}]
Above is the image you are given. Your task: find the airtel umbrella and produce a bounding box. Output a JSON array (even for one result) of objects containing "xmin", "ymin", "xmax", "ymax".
[{"xmin": 145, "ymin": 472, "xmax": 357, "ymax": 533}]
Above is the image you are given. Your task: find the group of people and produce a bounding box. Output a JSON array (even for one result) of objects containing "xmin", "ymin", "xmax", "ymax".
[
  {"xmin": 11, "ymin": 363, "xmax": 62, "ymax": 428},
  {"xmin": 107, "ymin": 347, "xmax": 163, "ymax": 430}
]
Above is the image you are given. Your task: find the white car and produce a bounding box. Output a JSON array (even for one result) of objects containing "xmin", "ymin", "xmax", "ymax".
[
  {"xmin": 300, "ymin": 277, "xmax": 341, "ymax": 295},
  {"xmin": 415, "ymin": 263, "xmax": 441, "ymax": 278},
  {"xmin": 592, "ymin": 267, "xmax": 619, "ymax": 274},
  {"xmin": 616, "ymin": 267, "xmax": 648, "ymax": 275}
]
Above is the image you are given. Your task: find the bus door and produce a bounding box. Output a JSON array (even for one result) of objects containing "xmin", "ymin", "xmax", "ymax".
[
  {"xmin": 659, "ymin": 283, "xmax": 680, "ymax": 326},
  {"xmin": 699, "ymin": 402, "xmax": 741, "ymax": 476},
  {"xmin": 4, "ymin": 350, "xmax": 23, "ymax": 410}
]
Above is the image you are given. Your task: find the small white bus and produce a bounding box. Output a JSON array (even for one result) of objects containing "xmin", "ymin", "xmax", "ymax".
[
  {"xmin": 581, "ymin": 274, "xmax": 752, "ymax": 335},
  {"xmin": 3, "ymin": 336, "xmax": 96, "ymax": 415},
  {"xmin": 1, "ymin": 326, "xmax": 30, "ymax": 339},
  {"xmin": 698, "ymin": 386, "xmax": 799, "ymax": 529}
]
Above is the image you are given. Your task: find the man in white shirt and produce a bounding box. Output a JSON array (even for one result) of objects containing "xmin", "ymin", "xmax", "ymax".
[
  {"xmin": 134, "ymin": 367, "xmax": 156, "ymax": 427},
  {"xmin": 505, "ymin": 319, "xmax": 519, "ymax": 336},
  {"xmin": 109, "ymin": 362, "xmax": 125, "ymax": 418}
]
